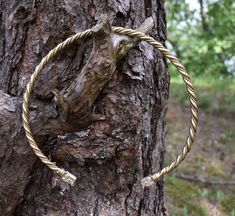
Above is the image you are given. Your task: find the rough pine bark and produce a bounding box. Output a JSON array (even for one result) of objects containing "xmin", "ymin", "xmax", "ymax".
[{"xmin": 0, "ymin": 0, "xmax": 169, "ymax": 215}]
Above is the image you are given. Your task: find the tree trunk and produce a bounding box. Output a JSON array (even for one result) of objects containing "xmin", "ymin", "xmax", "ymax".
[{"xmin": 0, "ymin": 0, "xmax": 169, "ymax": 215}]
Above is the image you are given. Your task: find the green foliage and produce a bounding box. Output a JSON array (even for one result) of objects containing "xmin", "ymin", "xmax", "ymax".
[
  {"xmin": 216, "ymin": 190, "xmax": 225, "ymax": 202},
  {"xmin": 197, "ymin": 188, "xmax": 208, "ymax": 199},
  {"xmin": 166, "ymin": 176, "xmax": 235, "ymax": 215},
  {"xmin": 232, "ymin": 209, "xmax": 235, "ymax": 216},
  {"xmin": 165, "ymin": 176, "xmax": 209, "ymax": 216},
  {"xmin": 169, "ymin": 76, "xmax": 235, "ymax": 113},
  {"xmin": 167, "ymin": 0, "xmax": 235, "ymax": 77},
  {"xmin": 220, "ymin": 196, "xmax": 235, "ymax": 214}
]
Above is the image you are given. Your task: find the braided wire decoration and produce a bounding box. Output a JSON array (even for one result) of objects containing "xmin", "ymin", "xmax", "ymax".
[{"xmin": 22, "ymin": 27, "xmax": 198, "ymax": 187}]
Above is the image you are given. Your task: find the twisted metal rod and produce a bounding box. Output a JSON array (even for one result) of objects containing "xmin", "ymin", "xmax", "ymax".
[{"xmin": 22, "ymin": 27, "xmax": 198, "ymax": 187}]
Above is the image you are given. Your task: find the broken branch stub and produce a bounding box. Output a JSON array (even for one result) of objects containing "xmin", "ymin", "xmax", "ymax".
[{"xmin": 52, "ymin": 16, "xmax": 154, "ymax": 132}]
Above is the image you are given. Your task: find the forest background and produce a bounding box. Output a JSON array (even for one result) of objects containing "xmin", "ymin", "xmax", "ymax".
[{"xmin": 165, "ymin": 0, "xmax": 235, "ymax": 215}]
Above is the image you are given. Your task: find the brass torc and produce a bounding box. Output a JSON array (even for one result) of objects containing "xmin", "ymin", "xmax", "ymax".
[{"xmin": 22, "ymin": 27, "xmax": 198, "ymax": 188}]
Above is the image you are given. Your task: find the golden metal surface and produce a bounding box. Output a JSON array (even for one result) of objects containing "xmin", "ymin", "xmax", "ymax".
[{"xmin": 22, "ymin": 27, "xmax": 198, "ymax": 187}]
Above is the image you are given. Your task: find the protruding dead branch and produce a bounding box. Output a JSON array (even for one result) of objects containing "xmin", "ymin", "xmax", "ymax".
[{"xmin": 52, "ymin": 16, "xmax": 154, "ymax": 132}]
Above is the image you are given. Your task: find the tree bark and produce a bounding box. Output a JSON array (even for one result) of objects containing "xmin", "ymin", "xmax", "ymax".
[{"xmin": 0, "ymin": 0, "xmax": 169, "ymax": 215}]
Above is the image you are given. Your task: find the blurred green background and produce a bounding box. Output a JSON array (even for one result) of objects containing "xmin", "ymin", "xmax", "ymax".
[{"xmin": 164, "ymin": 0, "xmax": 235, "ymax": 215}]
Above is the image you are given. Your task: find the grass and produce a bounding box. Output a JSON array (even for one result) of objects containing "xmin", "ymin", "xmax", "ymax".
[
  {"xmin": 169, "ymin": 75, "xmax": 235, "ymax": 113},
  {"xmin": 221, "ymin": 196, "xmax": 235, "ymax": 215},
  {"xmin": 166, "ymin": 176, "xmax": 235, "ymax": 215},
  {"xmin": 165, "ymin": 176, "xmax": 209, "ymax": 216}
]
